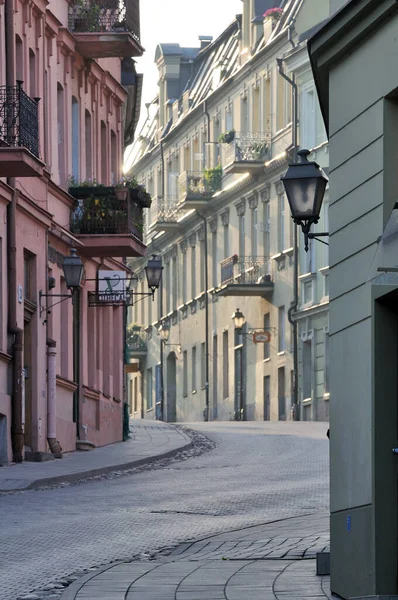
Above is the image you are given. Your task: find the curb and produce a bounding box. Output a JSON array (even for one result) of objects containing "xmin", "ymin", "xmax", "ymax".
[
  {"xmin": 2, "ymin": 438, "xmax": 193, "ymax": 492},
  {"xmin": 59, "ymin": 562, "xmax": 124, "ymax": 600}
]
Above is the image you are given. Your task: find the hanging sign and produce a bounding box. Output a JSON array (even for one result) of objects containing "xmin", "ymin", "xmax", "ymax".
[{"xmin": 253, "ymin": 331, "xmax": 271, "ymax": 344}]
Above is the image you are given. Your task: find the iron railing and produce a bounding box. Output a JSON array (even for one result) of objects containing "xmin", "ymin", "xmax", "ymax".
[
  {"xmin": 68, "ymin": 0, "xmax": 140, "ymax": 41},
  {"xmin": 126, "ymin": 326, "xmax": 147, "ymax": 356},
  {"xmin": 178, "ymin": 169, "xmax": 222, "ymax": 203},
  {"xmin": 70, "ymin": 192, "xmax": 144, "ymax": 241},
  {"xmin": 220, "ymin": 255, "xmax": 273, "ymax": 286},
  {"xmin": 149, "ymin": 195, "xmax": 181, "ymax": 228},
  {"xmin": 223, "ymin": 132, "xmax": 271, "ymax": 166},
  {"xmin": 0, "ymin": 82, "xmax": 40, "ymax": 158}
]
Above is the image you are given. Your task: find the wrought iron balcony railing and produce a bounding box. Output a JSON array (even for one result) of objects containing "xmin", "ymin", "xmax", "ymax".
[
  {"xmin": 178, "ymin": 168, "xmax": 222, "ymax": 203},
  {"xmin": 0, "ymin": 81, "xmax": 40, "ymax": 158},
  {"xmin": 126, "ymin": 326, "xmax": 147, "ymax": 358},
  {"xmin": 223, "ymin": 132, "xmax": 271, "ymax": 166},
  {"xmin": 68, "ymin": 0, "xmax": 140, "ymax": 41},
  {"xmin": 149, "ymin": 196, "xmax": 181, "ymax": 228},
  {"xmin": 220, "ymin": 255, "xmax": 273, "ymax": 286},
  {"xmin": 70, "ymin": 190, "xmax": 144, "ymax": 241}
]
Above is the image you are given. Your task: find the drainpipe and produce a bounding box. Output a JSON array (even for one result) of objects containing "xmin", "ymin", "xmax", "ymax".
[
  {"xmin": 159, "ymin": 141, "xmax": 165, "ymax": 420},
  {"xmin": 6, "ymin": 0, "xmax": 25, "ymax": 460},
  {"xmin": 47, "ymin": 339, "xmax": 62, "ymax": 457},
  {"xmin": 276, "ymin": 58, "xmax": 299, "ymax": 421}
]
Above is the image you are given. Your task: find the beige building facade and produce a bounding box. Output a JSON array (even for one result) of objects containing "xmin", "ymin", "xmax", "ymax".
[{"xmin": 126, "ymin": 0, "xmax": 330, "ymax": 424}]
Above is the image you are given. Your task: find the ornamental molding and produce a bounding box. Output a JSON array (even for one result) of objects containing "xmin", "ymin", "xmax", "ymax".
[
  {"xmin": 189, "ymin": 232, "xmax": 196, "ymax": 247},
  {"xmin": 197, "ymin": 225, "xmax": 205, "ymax": 242},
  {"xmin": 220, "ymin": 208, "xmax": 230, "ymax": 226},
  {"xmin": 234, "ymin": 197, "xmax": 246, "ymax": 217},
  {"xmin": 248, "ymin": 191, "xmax": 259, "ymax": 210},
  {"xmin": 275, "ymin": 180, "xmax": 284, "ymax": 195},
  {"xmin": 261, "ymin": 184, "xmax": 271, "ymax": 202},
  {"xmin": 209, "ymin": 217, "xmax": 218, "ymax": 233},
  {"xmin": 180, "ymin": 239, "xmax": 188, "ymax": 254}
]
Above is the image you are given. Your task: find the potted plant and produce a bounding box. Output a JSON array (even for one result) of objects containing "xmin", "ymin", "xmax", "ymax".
[
  {"xmin": 203, "ymin": 164, "xmax": 223, "ymax": 192},
  {"xmin": 118, "ymin": 174, "xmax": 152, "ymax": 208},
  {"xmin": 263, "ymin": 7, "xmax": 283, "ymax": 21},
  {"xmin": 218, "ymin": 130, "xmax": 235, "ymax": 144},
  {"xmin": 68, "ymin": 176, "xmax": 112, "ymax": 199},
  {"xmin": 248, "ymin": 141, "xmax": 270, "ymax": 161}
]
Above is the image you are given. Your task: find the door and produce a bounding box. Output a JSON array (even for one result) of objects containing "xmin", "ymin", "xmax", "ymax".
[
  {"xmin": 23, "ymin": 319, "xmax": 32, "ymax": 448},
  {"xmin": 374, "ymin": 289, "xmax": 398, "ymax": 593},
  {"xmin": 278, "ymin": 366, "xmax": 286, "ymax": 421},
  {"xmin": 212, "ymin": 335, "xmax": 218, "ymax": 420},
  {"xmin": 166, "ymin": 352, "xmax": 177, "ymax": 422},
  {"xmin": 264, "ymin": 375, "xmax": 270, "ymax": 421},
  {"xmin": 73, "ymin": 290, "xmax": 80, "ymax": 437},
  {"xmin": 234, "ymin": 346, "xmax": 244, "ymax": 420}
]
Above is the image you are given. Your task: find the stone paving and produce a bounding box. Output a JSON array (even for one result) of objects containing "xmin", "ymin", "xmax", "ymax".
[
  {"xmin": 0, "ymin": 421, "xmax": 329, "ymax": 600},
  {"xmin": 61, "ymin": 513, "xmax": 331, "ymax": 600}
]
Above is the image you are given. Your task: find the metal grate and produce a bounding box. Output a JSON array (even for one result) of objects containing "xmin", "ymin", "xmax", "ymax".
[
  {"xmin": 0, "ymin": 82, "xmax": 40, "ymax": 158},
  {"xmin": 178, "ymin": 170, "xmax": 222, "ymax": 203},
  {"xmin": 220, "ymin": 255, "xmax": 273, "ymax": 286},
  {"xmin": 68, "ymin": 0, "xmax": 140, "ymax": 41},
  {"xmin": 223, "ymin": 132, "xmax": 270, "ymax": 166}
]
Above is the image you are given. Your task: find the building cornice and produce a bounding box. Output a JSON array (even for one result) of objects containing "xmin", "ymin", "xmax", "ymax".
[
  {"xmin": 294, "ymin": 300, "xmax": 329, "ymax": 321},
  {"xmin": 309, "ymin": 0, "xmax": 398, "ymax": 136}
]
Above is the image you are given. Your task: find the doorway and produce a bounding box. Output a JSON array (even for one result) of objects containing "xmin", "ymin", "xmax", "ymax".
[
  {"xmin": 23, "ymin": 318, "xmax": 32, "ymax": 448},
  {"xmin": 373, "ymin": 289, "xmax": 398, "ymax": 593},
  {"xmin": 263, "ymin": 375, "xmax": 270, "ymax": 420},
  {"xmin": 166, "ymin": 352, "xmax": 177, "ymax": 422}
]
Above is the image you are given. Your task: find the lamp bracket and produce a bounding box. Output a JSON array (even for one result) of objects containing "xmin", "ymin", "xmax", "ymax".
[{"xmin": 39, "ymin": 290, "xmax": 73, "ymax": 317}]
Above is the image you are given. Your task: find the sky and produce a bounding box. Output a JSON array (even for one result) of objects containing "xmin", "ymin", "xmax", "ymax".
[{"xmin": 133, "ymin": 0, "xmax": 243, "ymax": 137}]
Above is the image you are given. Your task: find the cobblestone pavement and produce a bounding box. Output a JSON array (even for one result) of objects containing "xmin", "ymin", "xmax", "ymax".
[
  {"xmin": 0, "ymin": 421, "xmax": 329, "ymax": 600},
  {"xmin": 61, "ymin": 514, "xmax": 331, "ymax": 600}
]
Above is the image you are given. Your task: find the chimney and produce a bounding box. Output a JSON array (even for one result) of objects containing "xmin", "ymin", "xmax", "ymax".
[{"xmin": 199, "ymin": 35, "xmax": 213, "ymax": 50}]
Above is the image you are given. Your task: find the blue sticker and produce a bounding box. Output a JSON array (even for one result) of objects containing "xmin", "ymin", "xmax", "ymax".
[{"xmin": 347, "ymin": 516, "xmax": 351, "ymax": 533}]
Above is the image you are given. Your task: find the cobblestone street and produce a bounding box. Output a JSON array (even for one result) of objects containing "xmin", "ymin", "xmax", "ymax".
[{"xmin": 0, "ymin": 422, "xmax": 329, "ymax": 600}]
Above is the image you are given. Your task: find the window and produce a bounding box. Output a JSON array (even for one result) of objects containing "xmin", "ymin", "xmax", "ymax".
[
  {"xmin": 239, "ymin": 215, "xmax": 245, "ymax": 257},
  {"xmin": 264, "ymin": 313, "xmax": 270, "ymax": 359},
  {"xmin": 263, "ymin": 76, "xmax": 271, "ymax": 133},
  {"xmin": 241, "ymin": 97, "xmax": 248, "ymax": 133},
  {"xmin": 110, "ymin": 130, "xmax": 117, "ymax": 184},
  {"xmin": 71, "ymin": 97, "xmax": 79, "ymax": 181},
  {"xmin": 172, "ymin": 255, "xmax": 177, "ymax": 309},
  {"xmin": 303, "ymin": 280, "xmax": 313, "ymax": 305},
  {"xmin": 323, "ymin": 201, "xmax": 329, "ymax": 267},
  {"xmin": 192, "ymin": 346, "xmax": 197, "ymax": 391},
  {"xmin": 303, "ymin": 339, "xmax": 312, "ymax": 400},
  {"xmin": 57, "ymin": 84, "xmax": 66, "ymax": 185},
  {"xmin": 251, "ymin": 207, "xmax": 258, "ymax": 257},
  {"xmin": 191, "ymin": 245, "xmax": 196, "ymax": 299},
  {"xmin": 182, "ymin": 251, "xmax": 187, "ymax": 304},
  {"xmin": 85, "ymin": 110, "xmax": 92, "ymax": 180},
  {"xmin": 324, "ymin": 331, "xmax": 329, "ymax": 395},
  {"xmin": 212, "ymin": 231, "xmax": 217, "ymax": 288},
  {"xmin": 183, "ymin": 351, "xmax": 188, "ymax": 397},
  {"xmin": 200, "ymin": 240, "xmax": 205, "ymax": 292},
  {"xmin": 278, "ymin": 194, "xmax": 285, "ymax": 252},
  {"xmin": 16, "ymin": 36, "xmax": 23, "ymax": 81},
  {"xmin": 101, "ymin": 121, "xmax": 107, "ymax": 183},
  {"xmin": 226, "ymin": 107, "xmax": 233, "ymax": 132},
  {"xmin": 146, "ymin": 368, "xmax": 153, "ymax": 409},
  {"xmin": 304, "ymin": 238, "xmax": 315, "ymax": 274},
  {"xmin": 201, "ymin": 342, "xmax": 206, "ymax": 388},
  {"xmin": 263, "ymin": 200, "xmax": 270, "ymax": 259},
  {"xmin": 324, "ymin": 273, "xmax": 329, "ymax": 298},
  {"xmin": 301, "ymin": 87, "xmax": 327, "ymax": 151},
  {"xmin": 278, "ymin": 367, "xmax": 286, "ymax": 420},
  {"xmin": 165, "ymin": 262, "xmax": 170, "ymax": 314},
  {"xmin": 278, "ymin": 306, "xmax": 285, "ymax": 353},
  {"xmin": 29, "ymin": 49, "xmax": 36, "ymax": 98},
  {"xmin": 223, "ymin": 224, "xmax": 229, "ymax": 260},
  {"xmin": 134, "ymin": 377, "xmax": 138, "ymax": 413},
  {"xmin": 223, "ymin": 331, "xmax": 229, "ymax": 399}
]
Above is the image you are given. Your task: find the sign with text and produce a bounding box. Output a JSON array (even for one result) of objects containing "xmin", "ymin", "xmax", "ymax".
[{"xmin": 97, "ymin": 270, "xmax": 127, "ymax": 304}]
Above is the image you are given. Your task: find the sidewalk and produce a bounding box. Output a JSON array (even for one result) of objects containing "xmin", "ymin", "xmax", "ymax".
[
  {"xmin": 0, "ymin": 420, "xmax": 192, "ymax": 492},
  {"xmin": 60, "ymin": 512, "xmax": 331, "ymax": 600}
]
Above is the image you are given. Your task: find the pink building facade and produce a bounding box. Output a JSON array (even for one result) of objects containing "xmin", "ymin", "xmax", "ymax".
[{"xmin": 0, "ymin": 0, "xmax": 145, "ymax": 463}]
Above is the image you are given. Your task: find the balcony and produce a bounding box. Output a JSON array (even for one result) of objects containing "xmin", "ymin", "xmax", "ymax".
[
  {"xmin": 68, "ymin": 0, "xmax": 143, "ymax": 58},
  {"xmin": 125, "ymin": 326, "xmax": 147, "ymax": 361},
  {"xmin": 217, "ymin": 255, "xmax": 274, "ymax": 297},
  {"xmin": 69, "ymin": 186, "xmax": 146, "ymax": 257},
  {"xmin": 178, "ymin": 167, "xmax": 222, "ymax": 209},
  {"xmin": 0, "ymin": 82, "xmax": 44, "ymax": 177},
  {"xmin": 222, "ymin": 132, "xmax": 270, "ymax": 175},
  {"xmin": 148, "ymin": 196, "xmax": 182, "ymax": 232}
]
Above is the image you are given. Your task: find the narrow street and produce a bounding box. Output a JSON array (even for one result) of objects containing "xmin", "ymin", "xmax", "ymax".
[{"xmin": 0, "ymin": 422, "xmax": 329, "ymax": 600}]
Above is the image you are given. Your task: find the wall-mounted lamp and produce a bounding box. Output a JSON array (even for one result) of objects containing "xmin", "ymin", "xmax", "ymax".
[
  {"xmin": 39, "ymin": 248, "xmax": 84, "ymax": 317},
  {"xmin": 281, "ymin": 149, "xmax": 329, "ymax": 251}
]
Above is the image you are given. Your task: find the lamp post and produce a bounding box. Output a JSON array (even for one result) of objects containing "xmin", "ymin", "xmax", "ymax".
[
  {"xmin": 145, "ymin": 255, "xmax": 164, "ymax": 297},
  {"xmin": 281, "ymin": 149, "xmax": 329, "ymax": 251},
  {"xmin": 232, "ymin": 308, "xmax": 246, "ymax": 421}
]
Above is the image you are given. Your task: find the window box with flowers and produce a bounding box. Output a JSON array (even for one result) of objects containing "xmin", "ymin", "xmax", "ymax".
[{"xmin": 263, "ymin": 7, "xmax": 283, "ymax": 29}]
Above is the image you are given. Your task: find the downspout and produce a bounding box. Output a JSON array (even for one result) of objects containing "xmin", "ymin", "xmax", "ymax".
[
  {"xmin": 276, "ymin": 58, "xmax": 299, "ymax": 421},
  {"xmin": 47, "ymin": 339, "xmax": 62, "ymax": 457},
  {"xmin": 6, "ymin": 0, "xmax": 24, "ymax": 461}
]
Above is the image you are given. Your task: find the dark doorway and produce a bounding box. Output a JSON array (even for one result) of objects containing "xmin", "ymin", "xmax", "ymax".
[
  {"xmin": 264, "ymin": 375, "xmax": 270, "ymax": 420},
  {"xmin": 166, "ymin": 352, "xmax": 177, "ymax": 422}
]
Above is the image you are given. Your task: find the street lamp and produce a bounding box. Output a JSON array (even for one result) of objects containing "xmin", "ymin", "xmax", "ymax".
[
  {"xmin": 159, "ymin": 321, "xmax": 170, "ymax": 343},
  {"xmin": 40, "ymin": 248, "xmax": 84, "ymax": 316},
  {"xmin": 232, "ymin": 308, "xmax": 246, "ymax": 332},
  {"xmin": 281, "ymin": 149, "xmax": 329, "ymax": 251},
  {"xmin": 145, "ymin": 255, "xmax": 163, "ymax": 297}
]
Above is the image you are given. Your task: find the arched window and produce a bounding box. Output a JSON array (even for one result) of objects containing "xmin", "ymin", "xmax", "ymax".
[
  {"xmin": 85, "ymin": 110, "xmax": 92, "ymax": 180},
  {"xmin": 71, "ymin": 96, "xmax": 79, "ymax": 181}
]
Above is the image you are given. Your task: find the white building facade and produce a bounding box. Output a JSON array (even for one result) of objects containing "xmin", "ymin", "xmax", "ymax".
[{"xmin": 126, "ymin": 0, "xmax": 330, "ymax": 423}]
